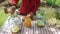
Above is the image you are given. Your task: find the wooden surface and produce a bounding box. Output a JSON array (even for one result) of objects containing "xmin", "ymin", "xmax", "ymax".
[
  {"xmin": 0, "ymin": 16, "xmax": 59, "ymax": 34},
  {"xmin": 17, "ymin": 21, "xmax": 58, "ymax": 34}
]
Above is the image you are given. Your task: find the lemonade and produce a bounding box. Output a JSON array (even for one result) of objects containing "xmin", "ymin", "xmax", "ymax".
[{"xmin": 24, "ymin": 17, "xmax": 31, "ymax": 28}]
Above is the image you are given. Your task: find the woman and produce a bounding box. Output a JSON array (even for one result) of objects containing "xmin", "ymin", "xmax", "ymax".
[{"xmin": 7, "ymin": 0, "xmax": 40, "ymax": 18}]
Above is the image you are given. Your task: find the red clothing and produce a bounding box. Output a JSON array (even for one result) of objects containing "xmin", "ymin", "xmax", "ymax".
[{"xmin": 11, "ymin": 0, "xmax": 40, "ymax": 15}]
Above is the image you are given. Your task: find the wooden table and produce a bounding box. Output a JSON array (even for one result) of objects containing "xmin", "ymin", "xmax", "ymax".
[
  {"xmin": 0, "ymin": 16, "xmax": 59, "ymax": 34},
  {"xmin": 17, "ymin": 21, "xmax": 57, "ymax": 34}
]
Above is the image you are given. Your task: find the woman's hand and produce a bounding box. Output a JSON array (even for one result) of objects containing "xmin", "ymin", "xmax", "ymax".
[
  {"xmin": 7, "ymin": 6, "xmax": 16, "ymax": 14},
  {"xmin": 27, "ymin": 12, "xmax": 35, "ymax": 20},
  {"xmin": 27, "ymin": 12, "xmax": 34, "ymax": 17}
]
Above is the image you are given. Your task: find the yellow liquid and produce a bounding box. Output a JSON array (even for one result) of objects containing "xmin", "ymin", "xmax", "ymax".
[{"xmin": 24, "ymin": 17, "xmax": 31, "ymax": 28}]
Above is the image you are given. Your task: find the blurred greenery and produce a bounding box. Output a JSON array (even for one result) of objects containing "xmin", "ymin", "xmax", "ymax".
[
  {"xmin": 0, "ymin": 0, "xmax": 5, "ymax": 3},
  {"xmin": 0, "ymin": 7, "xmax": 9, "ymax": 28},
  {"xmin": 55, "ymin": 0, "xmax": 60, "ymax": 7},
  {"xmin": 17, "ymin": 0, "xmax": 22, "ymax": 7},
  {"xmin": 46, "ymin": 0, "xmax": 60, "ymax": 7}
]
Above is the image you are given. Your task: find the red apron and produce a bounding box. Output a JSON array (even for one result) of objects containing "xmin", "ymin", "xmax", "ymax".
[{"xmin": 11, "ymin": 0, "xmax": 40, "ymax": 15}]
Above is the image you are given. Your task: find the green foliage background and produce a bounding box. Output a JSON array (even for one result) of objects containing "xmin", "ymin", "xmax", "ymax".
[{"xmin": 46, "ymin": 0, "xmax": 60, "ymax": 7}]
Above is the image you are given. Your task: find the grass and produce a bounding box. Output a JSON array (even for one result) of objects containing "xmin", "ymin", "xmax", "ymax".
[{"xmin": 0, "ymin": 7, "xmax": 9, "ymax": 28}]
